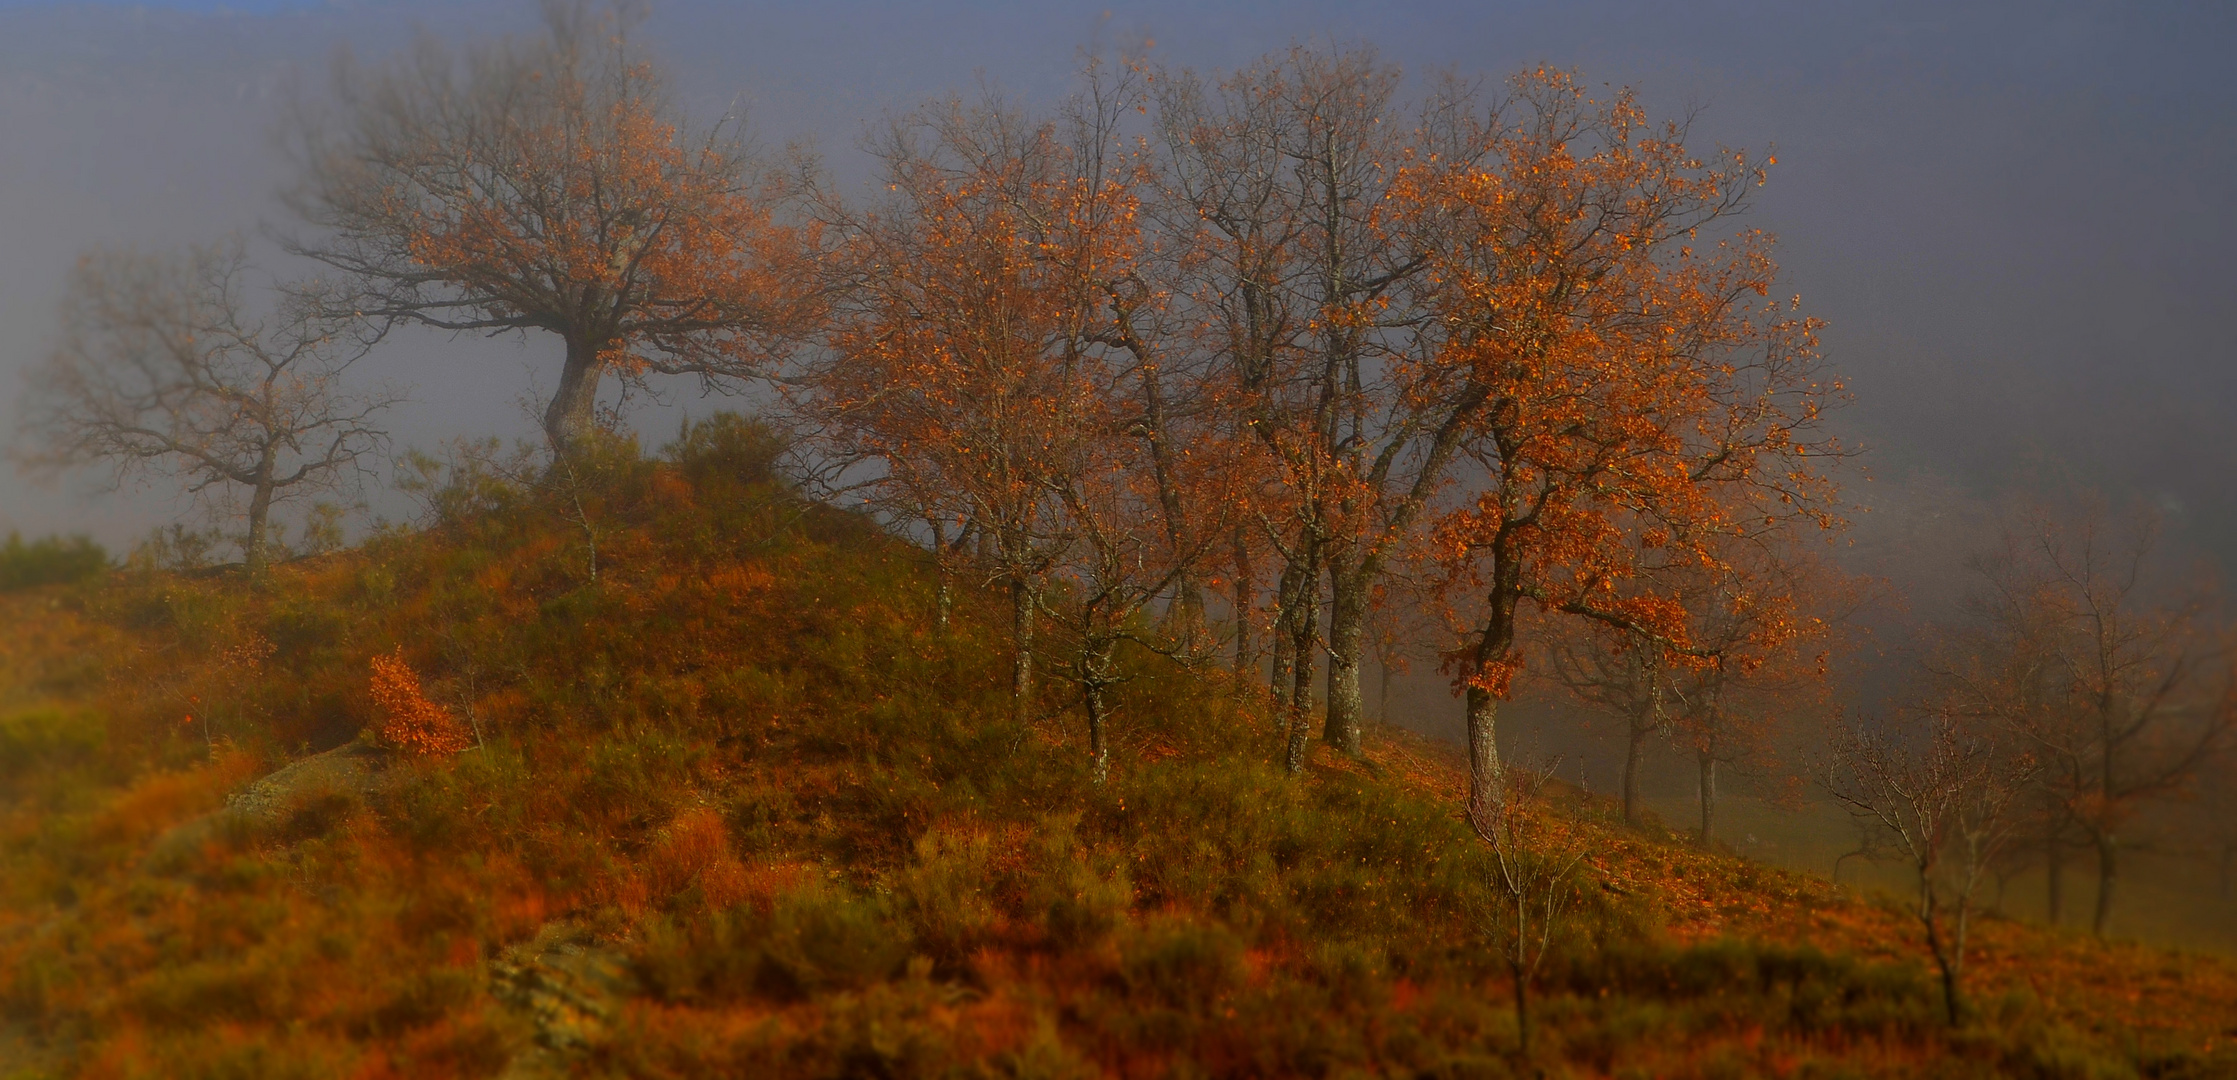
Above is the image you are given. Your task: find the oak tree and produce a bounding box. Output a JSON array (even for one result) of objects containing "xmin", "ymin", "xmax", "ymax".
[
  {"xmin": 287, "ymin": 2, "xmax": 819, "ymax": 456},
  {"xmin": 14, "ymin": 242, "xmax": 397, "ymax": 575},
  {"xmin": 1404, "ymin": 71, "xmax": 1842, "ymax": 810},
  {"xmin": 1937, "ymin": 505, "xmax": 2235, "ymax": 936}
]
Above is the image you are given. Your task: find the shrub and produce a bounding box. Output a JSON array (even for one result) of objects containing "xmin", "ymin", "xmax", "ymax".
[
  {"xmin": 0, "ymin": 531, "xmax": 107, "ymax": 590},
  {"xmin": 368, "ymin": 648, "xmax": 471, "ymax": 755}
]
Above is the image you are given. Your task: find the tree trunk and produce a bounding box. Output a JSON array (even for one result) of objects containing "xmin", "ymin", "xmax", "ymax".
[
  {"xmin": 1920, "ymin": 880, "xmax": 1963, "ymax": 1026},
  {"xmin": 1270, "ymin": 560, "xmax": 1303, "ymax": 710},
  {"xmin": 1283, "ymin": 559, "xmax": 1320, "ymax": 773},
  {"xmin": 1696, "ymin": 752, "xmax": 1718, "ymax": 848},
  {"xmin": 1231, "ymin": 527, "xmax": 1256, "ymax": 677},
  {"xmin": 1011, "ymin": 578, "xmax": 1037, "ymax": 727},
  {"xmin": 1622, "ymin": 723, "xmax": 1648, "ymax": 825},
  {"xmin": 545, "ymin": 333, "xmax": 610, "ymax": 456},
  {"xmin": 1323, "ymin": 559, "xmax": 1366, "ymax": 755},
  {"xmin": 1084, "ymin": 672, "xmax": 1111, "ymax": 785},
  {"xmin": 243, "ymin": 474, "xmax": 276, "ymax": 577},
  {"xmin": 1466, "ymin": 684, "xmax": 1502, "ymax": 810},
  {"xmin": 929, "ymin": 519, "xmax": 953, "ymax": 635},
  {"xmin": 2091, "ymin": 833, "xmax": 2119, "ymax": 938}
]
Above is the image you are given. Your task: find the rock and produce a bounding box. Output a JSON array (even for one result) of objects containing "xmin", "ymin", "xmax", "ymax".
[
  {"xmin": 490, "ymin": 921, "xmax": 638, "ymax": 1078},
  {"xmin": 223, "ymin": 739, "xmax": 393, "ymax": 826}
]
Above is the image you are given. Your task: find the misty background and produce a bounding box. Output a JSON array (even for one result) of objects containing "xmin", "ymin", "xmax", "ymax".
[{"xmin": 4, "ymin": 0, "xmax": 2234, "ymax": 579}]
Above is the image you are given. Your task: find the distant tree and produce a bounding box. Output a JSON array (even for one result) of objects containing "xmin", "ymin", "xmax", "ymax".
[
  {"xmin": 1540, "ymin": 539, "xmax": 1843, "ymax": 839},
  {"xmin": 285, "ymin": 2, "xmax": 820, "ymax": 456},
  {"xmin": 1821, "ymin": 711, "xmax": 2036, "ymax": 1025},
  {"xmin": 1937, "ymin": 505, "xmax": 2235, "ymax": 937},
  {"xmin": 13, "ymin": 243, "xmax": 396, "ymax": 575},
  {"xmin": 1406, "ymin": 71, "xmax": 1844, "ymax": 811}
]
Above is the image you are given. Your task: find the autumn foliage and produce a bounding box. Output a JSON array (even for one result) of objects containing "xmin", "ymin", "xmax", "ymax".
[
  {"xmin": 369, "ymin": 647, "xmax": 471, "ymax": 756},
  {"xmin": 11, "ymin": 11, "xmax": 2237, "ymax": 1077}
]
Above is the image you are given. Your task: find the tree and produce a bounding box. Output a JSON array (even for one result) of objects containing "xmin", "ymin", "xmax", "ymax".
[
  {"xmin": 1937, "ymin": 505, "xmax": 2235, "ymax": 936},
  {"xmin": 285, "ymin": 2, "xmax": 819, "ymax": 456},
  {"xmin": 1466, "ymin": 760, "xmax": 1591, "ymax": 1060},
  {"xmin": 1147, "ymin": 48, "xmax": 1494, "ymax": 767},
  {"xmin": 1821, "ymin": 711, "xmax": 2036, "ymax": 1025},
  {"xmin": 808, "ymin": 85, "xmax": 1140, "ymax": 728},
  {"xmin": 1540, "ymin": 538, "xmax": 1840, "ymax": 840},
  {"xmin": 13, "ymin": 243, "xmax": 397, "ymax": 575},
  {"xmin": 1404, "ymin": 71, "xmax": 1842, "ymax": 810}
]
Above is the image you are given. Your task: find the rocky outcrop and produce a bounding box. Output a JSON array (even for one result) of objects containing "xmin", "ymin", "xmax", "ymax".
[{"xmin": 490, "ymin": 922, "xmax": 638, "ymax": 1078}]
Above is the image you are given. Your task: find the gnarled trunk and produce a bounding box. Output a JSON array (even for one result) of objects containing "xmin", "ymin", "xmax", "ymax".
[{"xmin": 544, "ymin": 333, "xmax": 610, "ymax": 456}]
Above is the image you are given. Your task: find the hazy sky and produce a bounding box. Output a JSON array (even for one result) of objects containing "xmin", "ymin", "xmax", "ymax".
[{"xmin": 3, "ymin": 0, "xmax": 2233, "ymax": 593}]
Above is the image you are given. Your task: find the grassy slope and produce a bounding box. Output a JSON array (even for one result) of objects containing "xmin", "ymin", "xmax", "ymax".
[{"xmin": 1, "ymin": 422, "xmax": 2233, "ymax": 1079}]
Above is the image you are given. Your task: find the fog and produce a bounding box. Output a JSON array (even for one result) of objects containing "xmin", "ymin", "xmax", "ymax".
[{"xmin": 4, "ymin": 0, "xmax": 2234, "ymax": 576}]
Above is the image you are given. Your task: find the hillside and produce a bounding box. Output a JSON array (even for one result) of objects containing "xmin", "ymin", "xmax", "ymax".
[{"xmin": 2, "ymin": 419, "xmax": 2233, "ymax": 1080}]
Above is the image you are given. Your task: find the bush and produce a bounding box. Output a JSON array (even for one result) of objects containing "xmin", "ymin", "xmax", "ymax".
[{"xmin": 0, "ymin": 531, "xmax": 107, "ymax": 590}]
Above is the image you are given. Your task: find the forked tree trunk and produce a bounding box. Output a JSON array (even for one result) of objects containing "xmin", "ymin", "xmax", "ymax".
[{"xmin": 1323, "ymin": 559, "xmax": 1367, "ymax": 755}]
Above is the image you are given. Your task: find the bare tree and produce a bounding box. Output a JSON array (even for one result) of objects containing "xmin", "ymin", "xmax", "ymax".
[
  {"xmin": 1939, "ymin": 506, "xmax": 2236, "ymax": 937},
  {"xmin": 13, "ymin": 243, "xmax": 396, "ymax": 575},
  {"xmin": 1821, "ymin": 711, "xmax": 2036, "ymax": 1025},
  {"xmin": 285, "ymin": 1, "xmax": 820, "ymax": 456},
  {"xmin": 1466, "ymin": 761, "xmax": 1591, "ymax": 1061}
]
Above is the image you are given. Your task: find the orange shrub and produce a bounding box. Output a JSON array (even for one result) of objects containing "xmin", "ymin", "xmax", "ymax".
[{"xmin": 368, "ymin": 649, "xmax": 470, "ymax": 756}]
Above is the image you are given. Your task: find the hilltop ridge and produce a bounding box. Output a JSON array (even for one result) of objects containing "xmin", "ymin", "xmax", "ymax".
[{"xmin": 1, "ymin": 420, "xmax": 2232, "ymax": 1079}]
